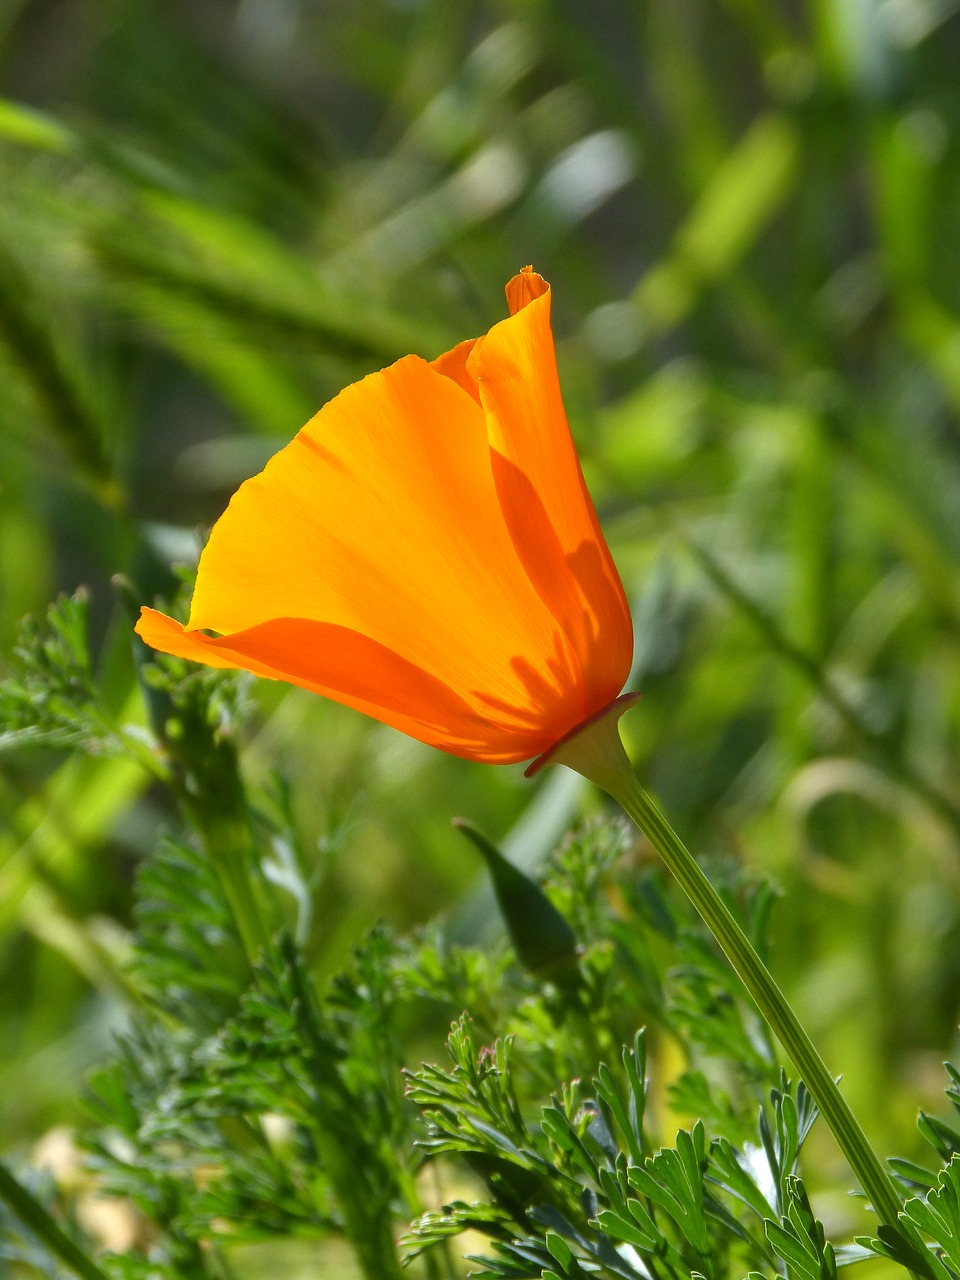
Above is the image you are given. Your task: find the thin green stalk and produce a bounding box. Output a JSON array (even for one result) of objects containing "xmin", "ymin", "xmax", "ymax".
[
  {"xmin": 0, "ymin": 1160, "xmax": 112, "ymax": 1280},
  {"xmin": 280, "ymin": 935, "xmax": 405, "ymax": 1280},
  {"xmin": 613, "ymin": 781, "xmax": 901, "ymax": 1218},
  {"xmin": 177, "ymin": 779, "xmax": 272, "ymax": 966},
  {"xmin": 532, "ymin": 696, "xmax": 919, "ymax": 1258},
  {"xmin": 204, "ymin": 825, "xmax": 272, "ymax": 965}
]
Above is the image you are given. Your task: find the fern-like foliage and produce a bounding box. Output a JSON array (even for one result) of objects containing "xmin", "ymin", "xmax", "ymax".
[
  {"xmin": 0, "ymin": 592, "xmax": 106, "ymax": 753},
  {"xmin": 8, "ymin": 593, "xmax": 960, "ymax": 1280},
  {"xmin": 404, "ymin": 1012, "xmax": 841, "ymax": 1280}
]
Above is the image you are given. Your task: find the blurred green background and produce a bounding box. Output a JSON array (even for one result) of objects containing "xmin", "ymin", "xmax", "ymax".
[{"xmin": 2, "ymin": 0, "xmax": 960, "ymax": 1185}]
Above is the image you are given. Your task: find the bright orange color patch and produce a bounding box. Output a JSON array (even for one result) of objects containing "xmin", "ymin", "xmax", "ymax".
[{"xmin": 136, "ymin": 267, "xmax": 634, "ymax": 764}]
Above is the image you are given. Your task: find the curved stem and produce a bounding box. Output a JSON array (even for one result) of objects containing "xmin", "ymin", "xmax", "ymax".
[
  {"xmin": 533, "ymin": 698, "xmax": 908, "ymax": 1238},
  {"xmin": 0, "ymin": 1160, "xmax": 112, "ymax": 1280}
]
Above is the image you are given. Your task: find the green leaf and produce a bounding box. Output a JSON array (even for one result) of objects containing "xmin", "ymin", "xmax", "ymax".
[
  {"xmin": 539, "ymin": 1093, "xmax": 601, "ymax": 1185},
  {"xmin": 455, "ymin": 819, "xmax": 580, "ymax": 981},
  {"xmin": 593, "ymin": 1052, "xmax": 644, "ymax": 1165},
  {"xmin": 763, "ymin": 1177, "xmax": 837, "ymax": 1280},
  {"xmin": 920, "ymin": 1113, "xmax": 960, "ymax": 1164},
  {"xmin": 901, "ymin": 1157, "xmax": 960, "ymax": 1278},
  {"xmin": 627, "ymin": 1122, "xmax": 712, "ymax": 1257},
  {"xmin": 711, "ymin": 1136, "xmax": 776, "ymax": 1221}
]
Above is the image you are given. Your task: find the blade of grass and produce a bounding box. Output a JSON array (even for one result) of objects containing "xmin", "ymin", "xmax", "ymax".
[
  {"xmin": 632, "ymin": 112, "xmax": 799, "ymax": 335},
  {"xmin": 667, "ymin": 513, "xmax": 960, "ymax": 840},
  {"xmin": 0, "ymin": 238, "xmax": 117, "ymax": 498}
]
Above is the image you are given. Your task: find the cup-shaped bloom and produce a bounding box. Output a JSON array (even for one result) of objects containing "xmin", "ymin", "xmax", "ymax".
[{"xmin": 136, "ymin": 268, "xmax": 633, "ymax": 765}]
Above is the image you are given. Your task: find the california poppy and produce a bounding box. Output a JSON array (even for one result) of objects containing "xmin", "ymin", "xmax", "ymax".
[
  {"xmin": 136, "ymin": 267, "xmax": 633, "ymax": 765},
  {"xmin": 134, "ymin": 277, "xmax": 919, "ymax": 1229}
]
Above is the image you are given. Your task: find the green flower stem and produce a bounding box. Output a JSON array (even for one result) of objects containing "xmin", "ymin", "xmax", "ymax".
[
  {"xmin": 174, "ymin": 752, "xmax": 273, "ymax": 968},
  {"xmin": 203, "ymin": 814, "xmax": 272, "ymax": 962},
  {"xmin": 533, "ymin": 696, "xmax": 908, "ymax": 1240},
  {"xmin": 281, "ymin": 935, "xmax": 405, "ymax": 1280},
  {"xmin": 0, "ymin": 1160, "xmax": 112, "ymax": 1280},
  {"xmin": 207, "ymin": 831, "xmax": 272, "ymax": 965},
  {"xmin": 178, "ymin": 786, "xmax": 272, "ymax": 967}
]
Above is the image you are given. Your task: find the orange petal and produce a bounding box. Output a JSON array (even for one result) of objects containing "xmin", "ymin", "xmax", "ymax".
[
  {"xmin": 431, "ymin": 337, "xmax": 481, "ymax": 404},
  {"xmin": 472, "ymin": 274, "xmax": 633, "ymax": 707},
  {"xmin": 136, "ymin": 608, "xmax": 561, "ymax": 764},
  {"xmin": 136, "ymin": 607, "xmax": 245, "ymax": 671},
  {"xmin": 505, "ymin": 265, "xmax": 549, "ymax": 316}
]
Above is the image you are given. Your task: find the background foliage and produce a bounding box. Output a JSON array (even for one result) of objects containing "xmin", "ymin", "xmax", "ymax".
[{"xmin": 4, "ymin": 0, "xmax": 960, "ymax": 1274}]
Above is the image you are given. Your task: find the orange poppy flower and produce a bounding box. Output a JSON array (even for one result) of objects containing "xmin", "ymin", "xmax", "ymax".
[{"xmin": 136, "ymin": 267, "xmax": 633, "ymax": 765}]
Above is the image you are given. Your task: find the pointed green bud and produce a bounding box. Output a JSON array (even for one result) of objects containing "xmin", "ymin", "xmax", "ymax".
[{"xmin": 454, "ymin": 819, "xmax": 579, "ymax": 984}]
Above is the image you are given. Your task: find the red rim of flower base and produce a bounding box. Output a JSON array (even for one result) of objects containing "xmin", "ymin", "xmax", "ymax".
[{"xmin": 523, "ymin": 690, "xmax": 642, "ymax": 778}]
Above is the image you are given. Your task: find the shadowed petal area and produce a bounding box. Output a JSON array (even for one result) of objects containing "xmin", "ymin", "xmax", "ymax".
[
  {"xmin": 137, "ymin": 607, "xmax": 243, "ymax": 670},
  {"xmin": 505, "ymin": 265, "xmax": 549, "ymax": 314},
  {"xmin": 136, "ymin": 608, "xmax": 559, "ymax": 762},
  {"xmin": 473, "ymin": 270, "xmax": 633, "ymax": 699},
  {"xmin": 489, "ymin": 452, "xmax": 624, "ymax": 713},
  {"xmin": 431, "ymin": 337, "xmax": 481, "ymax": 404}
]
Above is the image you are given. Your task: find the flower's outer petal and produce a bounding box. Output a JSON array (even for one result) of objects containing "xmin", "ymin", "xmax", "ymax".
[
  {"xmin": 431, "ymin": 337, "xmax": 481, "ymax": 404},
  {"xmin": 135, "ymin": 608, "xmax": 557, "ymax": 764},
  {"xmin": 166, "ymin": 354, "xmax": 587, "ymax": 746},
  {"xmin": 505, "ymin": 264, "xmax": 548, "ymax": 315},
  {"xmin": 471, "ymin": 268, "xmax": 633, "ymax": 709},
  {"xmin": 136, "ymin": 607, "xmax": 245, "ymax": 669}
]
